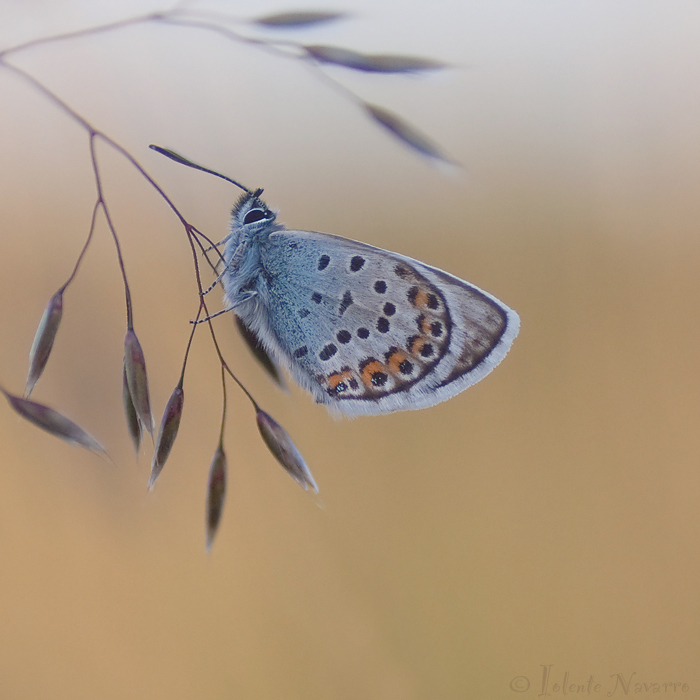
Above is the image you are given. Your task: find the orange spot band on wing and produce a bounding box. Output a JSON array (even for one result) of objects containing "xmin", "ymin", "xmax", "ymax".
[
  {"xmin": 328, "ymin": 374, "xmax": 344, "ymax": 391},
  {"xmin": 419, "ymin": 314, "xmax": 434, "ymax": 335},
  {"xmin": 360, "ymin": 360, "xmax": 385, "ymax": 387},
  {"xmin": 413, "ymin": 288, "xmax": 430, "ymax": 308},
  {"xmin": 386, "ymin": 349, "xmax": 410, "ymax": 375},
  {"xmin": 328, "ymin": 369, "xmax": 355, "ymax": 390},
  {"xmin": 409, "ymin": 337, "xmax": 431, "ymax": 358}
]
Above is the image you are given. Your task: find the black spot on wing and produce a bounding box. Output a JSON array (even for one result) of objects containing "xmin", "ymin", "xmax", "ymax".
[
  {"xmin": 394, "ymin": 264, "xmax": 412, "ymax": 279},
  {"xmin": 350, "ymin": 256, "xmax": 365, "ymax": 272},
  {"xmin": 399, "ymin": 360, "xmax": 414, "ymax": 375},
  {"xmin": 384, "ymin": 346, "xmax": 399, "ymax": 362},
  {"xmin": 371, "ymin": 372, "xmax": 388, "ymax": 387},
  {"xmin": 319, "ymin": 344, "xmax": 338, "ymax": 361},
  {"xmin": 338, "ymin": 291, "xmax": 353, "ymax": 316}
]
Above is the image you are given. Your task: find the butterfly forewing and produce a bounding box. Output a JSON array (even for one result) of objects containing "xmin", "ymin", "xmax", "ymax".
[
  {"xmin": 256, "ymin": 229, "xmax": 517, "ymax": 415},
  {"xmin": 221, "ymin": 190, "xmax": 518, "ymax": 416}
]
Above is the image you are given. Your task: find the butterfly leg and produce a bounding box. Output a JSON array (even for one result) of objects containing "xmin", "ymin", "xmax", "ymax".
[
  {"xmin": 190, "ymin": 290, "xmax": 258, "ymax": 324},
  {"xmin": 201, "ymin": 271, "xmax": 225, "ymax": 296},
  {"xmin": 202, "ymin": 234, "xmax": 232, "ymax": 252}
]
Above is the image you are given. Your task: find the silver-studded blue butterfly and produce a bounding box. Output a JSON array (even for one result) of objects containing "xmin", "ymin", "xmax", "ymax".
[
  {"xmin": 149, "ymin": 145, "xmax": 519, "ymax": 414},
  {"xmin": 219, "ymin": 190, "xmax": 519, "ymax": 416}
]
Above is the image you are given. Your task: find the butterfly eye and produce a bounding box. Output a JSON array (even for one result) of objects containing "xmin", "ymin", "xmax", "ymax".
[{"xmin": 244, "ymin": 208, "xmax": 269, "ymax": 224}]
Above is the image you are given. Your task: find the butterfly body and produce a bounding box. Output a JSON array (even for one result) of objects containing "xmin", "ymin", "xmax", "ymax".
[{"xmin": 222, "ymin": 191, "xmax": 519, "ymax": 416}]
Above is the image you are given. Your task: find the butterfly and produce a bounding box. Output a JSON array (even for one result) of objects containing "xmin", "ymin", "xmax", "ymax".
[
  {"xmin": 218, "ymin": 190, "xmax": 519, "ymax": 416},
  {"xmin": 149, "ymin": 145, "xmax": 518, "ymax": 415}
]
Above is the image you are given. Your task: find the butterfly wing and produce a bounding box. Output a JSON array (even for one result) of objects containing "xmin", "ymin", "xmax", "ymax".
[
  {"xmin": 234, "ymin": 315, "xmax": 287, "ymax": 390},
  {"xmin": 248, "ymin": 228, "xmax": 519, "ymax": 416}
]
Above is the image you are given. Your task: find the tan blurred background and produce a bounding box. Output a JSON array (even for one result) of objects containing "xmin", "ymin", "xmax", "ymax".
[{"xmin": 1, "ymin": 1, "xmax": 700, "ymax": 698}]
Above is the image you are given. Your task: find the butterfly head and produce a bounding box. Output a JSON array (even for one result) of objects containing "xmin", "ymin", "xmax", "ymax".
[{"xmin": 231, "ymin": 189, "xmax": 278, "ymax": 232}]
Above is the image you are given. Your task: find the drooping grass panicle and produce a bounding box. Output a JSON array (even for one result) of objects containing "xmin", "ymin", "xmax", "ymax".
[
  {"xmin": 1, "ymin": 387, "xmax": 107, "ymax": 459},
  {"xmin": 25, "ymin": 290, "xmax": 63, "ymax": 398},
  {"xmin": 256, "ymin": 410, "xmax": 318, "ymax": 493},
  {"xmin": 364, "ymin": 103, "xmax": 453, "ymax": 164},
  {"xmin": 304, "ymin": 45, "xmax": 447, "ymax": 73},
  {"xmin": 205, "ymin": 443, "xmax": 227, "ymax": 551},
  {"xmin": 123, "ymin": 329, "xmax": 154, "ymax": 437},
  {"xmin": 149, "ymin": 384, "xmax": 184, "ymax": 490},
  {"xmin": 1, "ymin": 3, "xmax": 452, "ymax": 538},
  {"xmin": 123, "ymin": 363, "xmax": 142, "ymax": 454},
  {"xmin": 24, "ymin": 199, "xmax": 101, "ymax": 399},
  {"xmin": 147, "ymin": 301, "xmax": 203, "ymax": 486},
  {"xmin": 205, "ymin": 365, "xmax": 229, "ymax": 551},
  {"xmin": 253, "ymin": 11, "xmax": 347, "ymax": 29}
]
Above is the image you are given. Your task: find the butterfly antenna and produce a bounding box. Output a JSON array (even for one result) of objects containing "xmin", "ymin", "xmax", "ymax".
[{"xmin": 149, "ymin": 145, "xmax": 254, "ymax": 194}]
